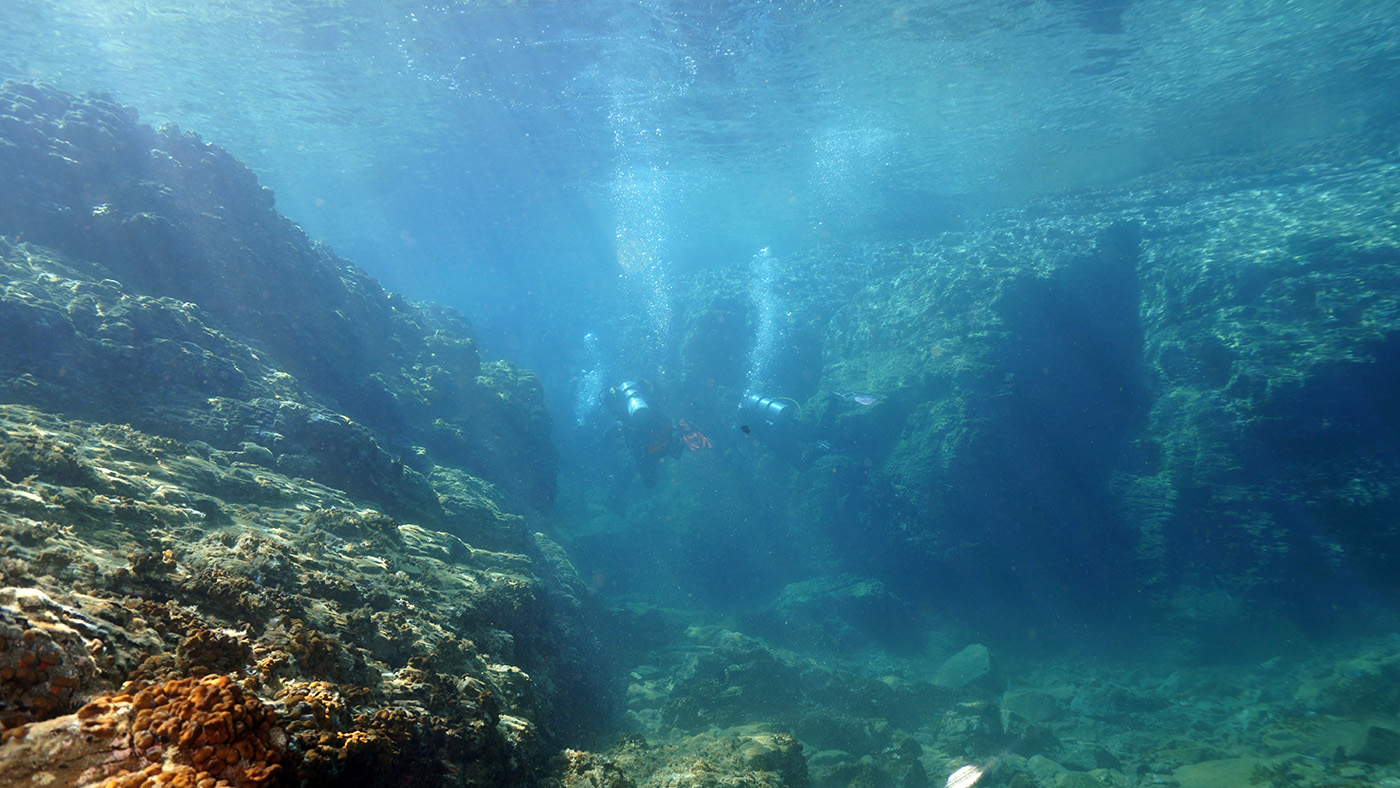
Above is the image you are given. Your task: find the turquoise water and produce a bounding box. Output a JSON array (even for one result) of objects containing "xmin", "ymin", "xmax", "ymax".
[
  {"xmin": 3, "ymin": 0, "xmax": 1394, "ymax": 337},
  {"xmin": 6, "ymin": 3, "xmax": 1400, "ymax": 783},
  {"xmin": 6, "ymin": 0, "xmax": 1400, "ymax": 660}
]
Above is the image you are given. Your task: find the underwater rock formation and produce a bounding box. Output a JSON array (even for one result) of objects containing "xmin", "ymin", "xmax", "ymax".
[
  {"xmin": 0, "ymin": 403, "xmax": 589, "ymax": 785},
  {"xmin": 0, "ymin": 80, "xmax": 555, "ymax": 519},
  {"xmin": 0, "ymin": 81, "xmax": 599, "ymax": 786},
  {"xmin": 606, "ymin": 155, "xmax": 1400, "ymax": 646},
  {"xmin": 0, "ymin": 79, "xmax": 822, "ymax": 788},
  {"xmin": 601, "ymin": 608, "xmax": 1400, "ymax": 788},
  {"xmin": 801, "ymin": 219, "xmax": 1151, "ymax": 635}
]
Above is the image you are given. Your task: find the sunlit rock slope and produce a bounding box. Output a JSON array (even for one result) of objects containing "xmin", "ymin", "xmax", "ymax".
[
  {"xmin": 0, "ymin": 81, "xmax": 595, "ymax": 787},
  {"xmin": 0, "ymin": 80, "xmax": 555, "ymax": 519}
]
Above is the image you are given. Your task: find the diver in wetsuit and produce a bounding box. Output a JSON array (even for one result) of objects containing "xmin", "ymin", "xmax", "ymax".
[
  {"xmin": 600, "ymin": 380, "xmax": 682, "ymax": 486},
  {"xmin": 735, "ymin": 391, "xmax": 833, "ymax": 467}
]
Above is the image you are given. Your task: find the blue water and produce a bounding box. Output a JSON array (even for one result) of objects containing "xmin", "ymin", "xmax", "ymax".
[
  {"xmin": 4, "ymin": 0, "xmax": 1399, "ymax": 637},
  {"xmin": 5, "ymin": 1, "xmax": 1394, "ymax": 356}
]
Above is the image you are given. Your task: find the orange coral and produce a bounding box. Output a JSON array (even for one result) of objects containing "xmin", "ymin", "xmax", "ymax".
[
  {"xmin": 75, "ymin": 674, "xmax": 290, "ymax": 788},
  {"xmin": 0, "ymin": 614, "xmax": 87, "ymax": 729}
]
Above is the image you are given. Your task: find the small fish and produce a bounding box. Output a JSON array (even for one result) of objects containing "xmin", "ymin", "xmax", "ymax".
[
  {"xmin": 833, "ymin": 388, "xmax": 880, "ymax": 406},
  {"xmin": 945, "ymin": 765, "xmax": 984, "ymax": 788},
  {"xmin": 738, "ymin": 424, "xmax": 751, "ymax": 434}
]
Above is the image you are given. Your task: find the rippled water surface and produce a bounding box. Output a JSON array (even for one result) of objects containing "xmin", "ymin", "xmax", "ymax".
[{"xmin": 2, "ymin": 1, "xmax": 1396, "ymax": 319}]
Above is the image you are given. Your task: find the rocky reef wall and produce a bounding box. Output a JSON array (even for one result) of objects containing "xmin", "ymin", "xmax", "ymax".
[
  {"xmin": 813, "ymin": 159, "xmax": 1400, "ymax": 642},
  {"xmin": 586, "ymin": 155, "xmax": 1400, "ymax": 648},
  {"xmin": 0, "ymin": 80, "xmax": 555, "ymax": 519},
  {"xmin": 0, "ymin": 81, "xmax": 603, "ymax": 787}
]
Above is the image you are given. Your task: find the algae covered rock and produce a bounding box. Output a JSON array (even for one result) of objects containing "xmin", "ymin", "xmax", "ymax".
[
  {"xmin": 599, "ymin": 728, "xmax": 808, "ymax": 788},
  {"xmin": 1124, "ymin": 161, "xmax": 1400, "ymax": 638},
  {"xmin": 933, "ymin": 644, "xmax": 998, "ymax": 691},
  {"xmin": 742, "ymin": 574, "xmax": 919, "ymax": 655},
  {"xmin": 773, "ymin": 221, "xmax": 1149, "ymax": 637},
  {"xmin": 0, "ymin": 80, "xmax": 555, "ymax": 523},
  {"xmin": 1295, "ymin": 646, "xmax": 1400, "ymax": 715},
  {"xmin": 0, "ymin": 403, "xmax": 603, "ymax": 785},
  {"xmin": 729, "ymin": 156, "xmax": 1400, "ymax": 640},
  {"xmin": 0, "ymin": 81, "xmax": 596, "ymax": 785}
]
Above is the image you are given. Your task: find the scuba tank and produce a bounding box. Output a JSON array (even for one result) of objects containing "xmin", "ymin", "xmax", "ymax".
[
  {"xmin": 739, "ymin": 392, "xmax": 797, "ymax": 428},
  {"xmin": 602, "ymin": 380, "xmax": 657, "ymax": 428}
]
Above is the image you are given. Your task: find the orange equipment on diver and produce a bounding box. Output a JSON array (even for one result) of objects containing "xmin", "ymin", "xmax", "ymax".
[{"xmin": 676, "ymin": 419, "xmax": 712, "ymax": 450}]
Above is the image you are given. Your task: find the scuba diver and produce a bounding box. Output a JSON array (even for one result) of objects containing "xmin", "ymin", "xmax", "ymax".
[
  {"xmin": 735, "ymin": 392, "xmax": 800, "ymax": 451},
  {"xmin": 735, "ymin": 391, "xmax": 832, "ymax": 466},
  {"xmin": 737, "ymin": 392, "xmax": 799, "ymax": 437},
  {"xmin": 600, "ymin": 380, "xmax": 687, "ymax": 486}
]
